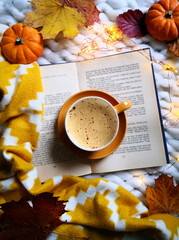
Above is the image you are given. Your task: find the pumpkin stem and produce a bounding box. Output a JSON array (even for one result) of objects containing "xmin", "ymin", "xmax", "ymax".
[
  {"xmin": 165, "ymin": 11, "xmax": 173, "ymax": 19},
  {"xmin": 15, "ymin": 38, "xmax": 23, "ymax": 45}
]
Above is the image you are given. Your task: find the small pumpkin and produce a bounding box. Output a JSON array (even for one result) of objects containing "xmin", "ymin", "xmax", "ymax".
[
  {"xmin": 0, "ymin": 23, "xmax": 43, "ymax": 64},
  {"xmin": 145, "ymin": 0, "xmax": 179, "ymax": 41}
]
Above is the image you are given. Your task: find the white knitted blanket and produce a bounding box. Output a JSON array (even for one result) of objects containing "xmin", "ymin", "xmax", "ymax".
[{"xmin": 0, "ymin": 0, "xmax": 179, "ymax": 205}]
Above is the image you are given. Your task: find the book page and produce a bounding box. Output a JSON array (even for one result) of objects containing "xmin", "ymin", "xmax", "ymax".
[
  {"xmin": 77, "ymin": 49, "xmax": 167, "ymax": 173},
  {"xmin": 33, "ymin": 63, "xmax": 92, "ymax": 182}
]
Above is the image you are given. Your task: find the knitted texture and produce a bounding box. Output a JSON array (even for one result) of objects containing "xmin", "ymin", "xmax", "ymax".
[
  {"xmin": 0, "ymin": 1, "xmax": 179, "ymax": 239},
  {"xmin": 0, "ymin": 45, "xmax": 178, "ymax": 239},
  {"xmin": 0, "ymin": 0, "xmax": 179, "ymax": 195},
  {"xmin": 0, "ymin": 0, "xmax": 179, "ymax": 202}
]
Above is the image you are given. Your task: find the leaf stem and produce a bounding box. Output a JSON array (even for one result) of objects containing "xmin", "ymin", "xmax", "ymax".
[
  {"xmin": 63, "ymin": 0, "xmax": 75, "ymax": 8},
  {"xmin": 61, "ymin": 0, "xmax": 65, "ymax": 7}
]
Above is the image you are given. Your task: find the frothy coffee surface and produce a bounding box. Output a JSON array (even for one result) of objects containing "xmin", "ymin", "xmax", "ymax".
[{"xmin": 66, "ymin": 97, "xmax": 118, "ymax": 150}]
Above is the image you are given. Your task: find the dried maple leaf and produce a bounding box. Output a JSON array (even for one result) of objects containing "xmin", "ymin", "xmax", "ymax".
[
  {"xmin": 116, "ymin": 9, "xmax": 147, "ymax": 38},
  {"xmin": 0, "ymin": 192, "xmax": 66, "ymax": 240},
  {"xmin": 168, "ymin": 38, "xmax": 179, "ymax": 57},
  {"xmin": 58, "ymin": 0, "xmax": 100, "ymax": 26},
  {"xmin": 24, "ymin": 0, "xmax": 86, "ymax": 39},
  {"xmin": 146, "ymin": 174, "xmax": 179, "ymax": 215}
]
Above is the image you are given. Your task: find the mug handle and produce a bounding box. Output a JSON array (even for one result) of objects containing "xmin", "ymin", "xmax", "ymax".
[{"xmin": 114, "ymin": 100, "xmax": 131, "ymax": 114}]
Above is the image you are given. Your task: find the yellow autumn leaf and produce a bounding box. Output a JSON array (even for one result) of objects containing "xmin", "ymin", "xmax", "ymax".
[{"xmin": 24, "ymin": 0, "xmax": 86, "ymax": 39}]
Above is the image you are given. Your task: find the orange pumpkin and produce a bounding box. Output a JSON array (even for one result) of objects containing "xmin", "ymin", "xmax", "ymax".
[
  {"xmin": 145, "ymin": 0, "xmax": 179, "ymax": 41},
  {"xmin": 0, "ymin": 23, "xmax": 43, "ymax": 64}
]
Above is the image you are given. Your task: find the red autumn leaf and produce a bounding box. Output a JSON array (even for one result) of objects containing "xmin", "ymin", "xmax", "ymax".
[
  {"xmin": 59, "ymin": 0, "xmax": 100, "ymax": 26},
  {"xmin": 116, "ymin": 9, "xmax": 147, "ymax": 38},
  {"xmin": 146, "ymin": 174, "xmax": 179, "ymax": 215},
  {"xmin": 0, "ymin": 192, "xmax": 66, "ymax": 240}
]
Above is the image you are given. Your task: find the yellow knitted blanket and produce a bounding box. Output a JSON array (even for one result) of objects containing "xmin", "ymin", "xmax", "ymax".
[{"xmin": 0, "ymin": 25, "xmax": 178, "ymax": 240}]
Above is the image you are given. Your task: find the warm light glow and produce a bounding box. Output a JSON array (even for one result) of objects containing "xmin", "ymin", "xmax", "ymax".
[
  {"xmin": 138, "ymin": 175, "xmax": 144, "ymax": 185},
  {"xmin": 172, "ymin": 109, "xmax": 179, "ymax": 118},
  {"xmin": 134, "ymin": 47, "xmax": 140, "ymax": 50},
  {"xmin": 104, "ymin": 24, "xmax": 178, "ymax": 79},
  {"xmin": 79, "ymin": 25, "xmax": 178, "ymax": 128},
  {"xmin": 79, "ymin": 39, "xmax": 99, "ymax": 55},
  {"xmin": 104, "ymin": 24, "xmax": 123, "ymax": 42},
  {"xmin": 163, "ymin": 65, "xmax": 171, "ymax": 71}
]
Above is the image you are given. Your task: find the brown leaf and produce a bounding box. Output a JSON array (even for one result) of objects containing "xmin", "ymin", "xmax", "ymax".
[
  {"xmin": 168, "ymin": 38, "xmax": 179, "ymax": 57},
  {"xmin": 59, "ymin": 0, "xmax": 100, "ymax": 26},
  {"xmin": 0, "ymin": 192, "xmax": 66, "ymax": 240},
  {"xmin": 146, "ymin": 174, "xmax": 179, "ymax": 215}
]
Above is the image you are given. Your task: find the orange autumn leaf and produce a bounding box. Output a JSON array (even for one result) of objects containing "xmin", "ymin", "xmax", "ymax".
[
  {"xmin": 168, "ymin": 38, "xmax": 179, "ymax": 57},
  {"xmin": 146, "ymin": 174, "xmax": 179, "ymax": 215}
]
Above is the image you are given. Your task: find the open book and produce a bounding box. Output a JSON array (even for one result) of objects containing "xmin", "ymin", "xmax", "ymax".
[{"xmin": 33, "ymin": 49, "xmax": 169, "ymax": 182}]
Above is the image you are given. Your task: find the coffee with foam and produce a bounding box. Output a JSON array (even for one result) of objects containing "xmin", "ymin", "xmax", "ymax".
[{"xmin": 66, "ymin": 97, "xmax": 118, "ymax": 150}]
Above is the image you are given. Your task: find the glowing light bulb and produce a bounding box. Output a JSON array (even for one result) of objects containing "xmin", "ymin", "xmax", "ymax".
[
  {"xmin": 163, "ymin": 65, "xmax": 171, "ymax": 71},
  {"xmin": 104, "ymin": 24, "xmax": 123, "ymax": 42},
  {"xmin": 138, "ymin": 175, "xmax": 144, "ymax": 185}
]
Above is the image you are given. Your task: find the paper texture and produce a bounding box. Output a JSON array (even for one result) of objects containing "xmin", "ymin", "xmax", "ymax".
[
  {"xmin": 33, "ymin": 49, "xmax": 168, "ymax": 181},
  {"xmin": 33, "ymin": 63, "xmax": 92, "ymax": 181},
  {"xmin": 77, "ymin": 50, "xmax": 167, "ymax": 172}
]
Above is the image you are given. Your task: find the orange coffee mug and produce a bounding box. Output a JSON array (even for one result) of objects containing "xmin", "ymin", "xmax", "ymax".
[{"xmin": 58, "ymin": 90, "xmax": 131, "ymax": 159}]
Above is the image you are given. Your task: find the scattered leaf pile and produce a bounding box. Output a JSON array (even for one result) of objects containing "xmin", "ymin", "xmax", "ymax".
[
  {"xmin": 0, "ymin": 192, "xmax": 66, "ymax": 240},
  {"xmin": 24, "ymin": 0, "xmax": 100, "ymax": 39},
  {"xmin": 0, "ymin": 175, "xmax": 178, "ymax": 238},
  {"xmin": 146, "ymin": 174, "xmax": 179, "ymax": 215},
  {"xmin": 23, "ymin": 0, "xmax": 179, "ymax": 56}
]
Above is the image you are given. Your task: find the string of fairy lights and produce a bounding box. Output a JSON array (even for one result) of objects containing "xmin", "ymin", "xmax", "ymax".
[
  {"xmin": 77, "ymin": 24, "xmax": 179, "ymax": 185},
  {"xmin": 133, "ymin": 162, "xmax": 177, "ymax": 185},
  {"xmin": 78, "ymin": 24, "xmax": 179, "ymax": 130}
]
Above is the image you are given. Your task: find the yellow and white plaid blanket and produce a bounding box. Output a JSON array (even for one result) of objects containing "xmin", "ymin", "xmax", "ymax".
[{"xmin": 0, "ymin": 25, "xmax": 178, "ymax": 240}]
